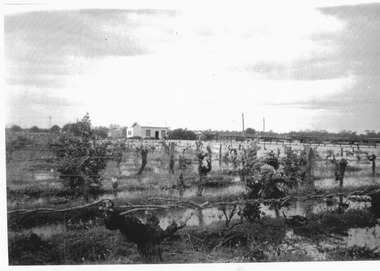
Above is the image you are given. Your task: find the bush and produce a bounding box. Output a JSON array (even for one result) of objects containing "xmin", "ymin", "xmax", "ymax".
[{"xmin": 51, "ymin": 113, "xmax": 108, "ymax": 201}]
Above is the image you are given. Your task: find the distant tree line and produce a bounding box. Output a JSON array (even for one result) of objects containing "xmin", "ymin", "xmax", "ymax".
[
  {"xmin": 168, "ymin": 128, "xmax": 197, "ymax": 140},
  {"xmin": 285, "ymin": 129, "xmax": 380, "ymax": 139},
  {"xmin": 7, "ymin": 124, "xmax": 110, "ymax": 139},
  {"xmin": 7, "ymin": 123, "xmax": 380, "ymax": 140}
]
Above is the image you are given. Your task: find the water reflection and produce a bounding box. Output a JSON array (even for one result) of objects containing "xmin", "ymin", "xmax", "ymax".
[
  {"xmin": 10, "ymin": 196, "xmax": 380, "ymax": 254},
  {"xmin": 345, "ymin": 225, "xmax": 380, "ymax": 250},
  {"xmin": 33, "ymin": 171, "xmax": 57, "ymax": 181},
  {"xmin": 315, "ymin": 177, "xmax": 380, "ymax": 188},
  {"xmin": 98, "ymin": 183, "xmax": 246, "ymax": 201}
]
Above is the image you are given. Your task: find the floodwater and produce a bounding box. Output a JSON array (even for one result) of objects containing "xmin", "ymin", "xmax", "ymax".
[
  {"xmin": 12, "ymin": 193, "xmax": 378, "ymax": 244},
  {"xmin": 13, "ymin": 148, "xmax": 380, "ymax": 253},
  {"xmin": 156, "ymin": 195, "xmax": 374, "ymax": 229},
  {"xmin": 315, "ymin": 177, "xmax": 380, "ymax": 188},
  {"xmin": 33, "ymin": 171, "xmax": 57, "ymax": 181},
  {"xmin": 98, "ymin": 183, "xmax": 246, "ymax": 201},
  {"xmin": 345, "ymin": 225, "xmax": 380, "ymax": 250}
]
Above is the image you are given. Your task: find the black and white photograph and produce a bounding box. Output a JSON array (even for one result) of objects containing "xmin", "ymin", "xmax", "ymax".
[{"xmin": 3, "ymin": 0, "xmax": 380, "ymax": 268}]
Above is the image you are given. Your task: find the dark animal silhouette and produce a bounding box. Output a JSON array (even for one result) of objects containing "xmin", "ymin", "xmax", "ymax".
[
  {"xmin": 100, "ymin": 200, "xmax": 184, "ymax": 263},
  {"xmin": 282, "ymin": 211, "xmax": 308, "ymax": 227}
]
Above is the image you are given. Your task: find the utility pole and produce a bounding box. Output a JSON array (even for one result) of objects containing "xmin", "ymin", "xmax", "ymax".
[
  {"xmin": 263, "ymin": 118, "xmax": 265, "ymax": 133},
  {"xmin": 242, "ymin": 113, "xmax": 245, "ymax": 138}
]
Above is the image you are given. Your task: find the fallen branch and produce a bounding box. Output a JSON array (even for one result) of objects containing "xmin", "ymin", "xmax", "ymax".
[
  {"xmin": 120, "ymin": 208, "xmax": 162, "ymax": 215},
  {"xmin": 119, "ymin": 204, "xmax": 177, "ymax": 210},
  {"xmin": 7, "ymin": 187, "xmax": 380, "ymax": 217},
  {"xmin": 7, "ymin": 199, "xmax": 107, "ymax": 215},
  {"xmin": 148, "ymin": 197, "xmax": 209, "ymax": 209}
]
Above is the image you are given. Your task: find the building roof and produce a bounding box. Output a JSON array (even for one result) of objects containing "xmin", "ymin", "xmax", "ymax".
[{"xmin": 130, "ymin": 122, "xmax": 169, "ymax": 129}]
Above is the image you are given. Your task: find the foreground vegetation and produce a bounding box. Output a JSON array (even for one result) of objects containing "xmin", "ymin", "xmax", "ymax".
[{"xmin": 9, "ymin": 208, "xmax": 380, "ymax": 265}]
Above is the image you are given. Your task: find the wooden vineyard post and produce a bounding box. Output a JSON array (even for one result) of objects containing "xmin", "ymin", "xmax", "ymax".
[
  {"xmin": 219, "ymin": 144, "xmax": 222, "ymax": 166},
  {"xmin": 178, "ymin": 174, "xmax": 185, "ymax": 197},
  {"xmin": 137, "ymin": 147, "xmax": 148, "ymax": 175},
  {"xmin": 29, "ymin": 136, "xmax": 36, "ymax": 161},
  {"xmin": 305, "ymin": 147, "xmax": 314, "ymax": 187},
  {"xmin": 197, "ymin": 209, "xmax": 204, "ymax": 227},
  {"xmin": 373, "ymin": 159, "xmax": 376, "ymax": 176},
  {"xmin": 368, "ymin": 154, "xmax": 376, "ymax": 176},
  {"xmin": 169, "ymin": 142, "xmax": 175, "ymax": 174},
  {"xmin": 338, "ymin": 195, "xmax": 344, "ymax": 214},
  {"xmin": 338, "ymin": 159, "xmax": 348, "ymax": 188},
  {"xmin": 111, "ymin": 178, "xmax": 118, "ymax": 198}
]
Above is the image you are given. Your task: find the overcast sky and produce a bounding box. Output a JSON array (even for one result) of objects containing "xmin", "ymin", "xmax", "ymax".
[{"xmin": 4, "ymin": 1, "xmax": 380, "ymax": 133}]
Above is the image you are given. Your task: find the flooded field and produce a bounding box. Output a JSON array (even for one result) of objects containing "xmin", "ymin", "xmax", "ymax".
[{"xmin": 7, "ymin": 140, "xmax": 380, "ymax": 264}]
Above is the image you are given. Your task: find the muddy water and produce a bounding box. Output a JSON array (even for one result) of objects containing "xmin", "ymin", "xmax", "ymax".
[
  {"xmin": 33, "ymin": 171, "xmax": 57, "ymax": 181},
  {"xmin": 157, "ymin": 196, "xmax": 373, "ymax": 229},
  {"xmin": 281, "ymin": 196, "xmax": 372, "ymax": 217},
  {"xmin": 345, "ymin": 225, "xmax": 380, "ymax": 250},
  {"xmin": 14, "ymin": 159, "xmax": 380, "ymax": 250},
  {"xmin": 14, "ymin": 201, "xmax": 380, "ymax": 253},
  {"xmin": 98, "ymin": 183, "xmax": 246, "ymax": 201},
  {"xmin": 10, "ymin": 194, "xmax": 379, "ymax": 254},
  {"xmin": 315, "ymin": 177, "xmax": 380, "ymax": 188}
]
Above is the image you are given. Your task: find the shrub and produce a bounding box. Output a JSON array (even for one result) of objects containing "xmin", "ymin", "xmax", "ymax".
[{"xmin": 51, "ymin": 113, "xmax": 108, "ymax": 201}]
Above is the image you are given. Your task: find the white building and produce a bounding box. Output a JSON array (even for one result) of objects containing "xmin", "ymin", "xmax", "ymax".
[{"xmin": 127, "ymin": 122, "xmax": 169, "ymax": 139}]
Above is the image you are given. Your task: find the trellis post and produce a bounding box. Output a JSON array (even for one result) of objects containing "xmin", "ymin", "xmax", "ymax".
[{"xmin": 169, "ymin": 142, "xmax": 175, "ymax": 174}]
